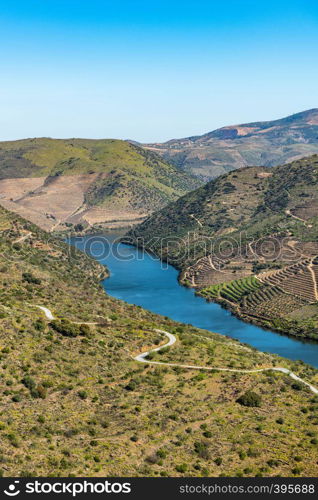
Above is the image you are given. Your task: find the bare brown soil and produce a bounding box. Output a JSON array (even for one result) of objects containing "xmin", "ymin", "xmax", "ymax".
[{"xmin": 0, "ymin": 175, "xmax": 148, "ymax": 231}]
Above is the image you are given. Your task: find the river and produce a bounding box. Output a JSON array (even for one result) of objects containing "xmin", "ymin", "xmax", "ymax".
[{"xmin": 71, "ymin": 232, "xmax": 318, "ymax": 368}]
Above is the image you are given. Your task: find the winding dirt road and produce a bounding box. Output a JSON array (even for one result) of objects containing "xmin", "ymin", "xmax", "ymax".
[
  {"xmin": 35, "ymin": 305, "xmax": 55, "ymax": 320},
  {"xmin": 35, "ymin": 305, "xmax": 97, "ymax": 325},
  {"xmin": 34, "ymin": 306, "xmax": 318, "ymax": 395},
  {"xmin": 134, "ymin": 330, "xmax": 318, "ymax": 395},
  {"xmin": 13, "ymin": 232, "xmax": 32, "ymax": 244},
  {"xmin": 285, "ymin": 209, "xmax": 313, "ymax": 228}
]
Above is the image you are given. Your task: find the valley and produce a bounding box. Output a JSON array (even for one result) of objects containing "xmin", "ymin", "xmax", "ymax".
[
  {"xmin": 1, "ymin": 206, "xmax": 318, "ymax": 477},
  {"xmin": 0, "ymin": 116, "xmax": 318, "ymax": 479},
  {"xmin": 127, "ymin": 155, "xmax": 318, "ymax": 341},
  {"xmin": 75, "ymin": 233, "xmax": 318, "ymax": 366}
]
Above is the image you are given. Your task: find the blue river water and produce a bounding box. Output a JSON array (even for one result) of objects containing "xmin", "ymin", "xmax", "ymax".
[{"xmin": 71, "ymin": 233, "xmax": 318, "ymax": 367}]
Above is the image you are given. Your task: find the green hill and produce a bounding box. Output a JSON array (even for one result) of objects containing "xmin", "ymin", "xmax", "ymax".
[
  {"xmin": 0, "ymin": 138, "xmax": 200, "ymax": 231},
  {"xmin": 126, "ymin": 155, "xmax": 318, "ymax": 339},
  {"xmin": 1, "ymin": 205, "xmax": 318, "ymax": 477},
  {"xmin": 143, "ymin": 108, "xmax": 318, "ymax": 180}
]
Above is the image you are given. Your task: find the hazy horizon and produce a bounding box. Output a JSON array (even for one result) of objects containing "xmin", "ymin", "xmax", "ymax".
[{"xmin": 0, "ymin": 106, "xmax": 317, "ymax": 145}]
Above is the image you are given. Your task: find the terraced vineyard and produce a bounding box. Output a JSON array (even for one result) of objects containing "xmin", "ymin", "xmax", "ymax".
[
  {"xmin": 182, "ymin": 254, "xmax": 253, "ymax": 288},
  {"xmin": 242, "ymin": 289, "xmax": 307, "ymax": 320},
  {"xmin": 257, "ymin": 258, "xmax": 318, "ymax": 303},
  {"xmin": 198, "ymin": 259, "xmax": 318, "ymax": 339},
  {"xmin": 311, "ymin": 256, "xmax": 318, "ymax": 294},
  {"xmin": 199, "ymin": 276, "xmax": 261, "ymax": 302}
]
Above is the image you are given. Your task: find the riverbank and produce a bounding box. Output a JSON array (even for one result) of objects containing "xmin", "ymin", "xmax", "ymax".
[
  {"xmin": 194, "ymin": 288, "xmax": 318, "ymax": 342},
  {"xmin": 123, "ymin": 236, "xmax": 318, "ymax": 343},
  {"xmin": 72, "ymin": 233, "xmax": 318, "ymax": 367}
]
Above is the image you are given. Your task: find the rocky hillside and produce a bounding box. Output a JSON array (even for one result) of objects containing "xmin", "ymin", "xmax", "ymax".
[
  {"xmin": 143, "ymin": 109, "xmax": 318, "ymax": 180},
  {"xmin": 0, "ymin": 138, "xmax": 200, "ymax": 231},
  {"xmin": 1, "ymin": 205, "xmax": 318, "ymax": 477},
  {"xmin": 126, "ymin": 155, "xmax": 318, "ymax": 339}
]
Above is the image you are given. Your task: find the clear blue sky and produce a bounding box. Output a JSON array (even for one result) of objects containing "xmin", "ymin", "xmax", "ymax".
[{"xmin": 0, "ymin": 0, "xmax": 317, "ymax": 142}]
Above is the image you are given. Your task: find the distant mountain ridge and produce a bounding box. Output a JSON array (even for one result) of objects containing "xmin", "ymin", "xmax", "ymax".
[
  {"xmin": 0, "ymin": 138, "xmax": 200, "ymax": 231},
  {"xmin": 142, "ymin": 108, "xmax": 318, "ymax": 180}
]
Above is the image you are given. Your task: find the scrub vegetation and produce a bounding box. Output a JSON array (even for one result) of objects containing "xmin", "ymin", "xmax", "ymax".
[{"xmin": 0, "ymin": 205, "xmax": 318, "ymax": 477}]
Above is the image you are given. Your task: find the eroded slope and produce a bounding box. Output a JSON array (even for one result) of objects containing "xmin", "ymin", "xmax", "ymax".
[{"xmin": 0, "ymin": 138, "xmax": 200, "ymax": 231}]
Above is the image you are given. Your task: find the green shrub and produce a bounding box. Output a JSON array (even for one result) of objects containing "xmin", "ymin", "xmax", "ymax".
[
  {"xmin": 125, "ymin": 380, "xmax": 138, "ymax": 391},
  {"xmin": 156, "ymin": 449, "xmax": 166, "ymax": 459},
  {"xmin": 21, "ymin": 375, "xmax": 36, "ymax": 391},
  {"xmin": 50, "ymin": 320, "xmax": 80, "ymax": 337},
  {"xmin": 237, "ymin": 391, "xmax": 262, "ymax": 407},
  {"xmin": 12, "ymin": 394, "xmax": 22, "ymax": 402},
  {"xmin": 175, "ymin": 463, "xmax": 187, "ymax": 473},
  {"xmin": 267, "ymin": 459, "xmax": 279, "ymax": 467},
  {"xmin": 292, "ymin": 467, "xmax": 302, "ymax": 475},
  {"xmin": 31, "ymin": 385, "xmax": 47, "ymax": 399},
  {"xmin": 34, "ymin": 319, "xmax": 46, "ymax": 331},
  {"xmin": 79, "ymin": 324, "xmax": 91, "ymax": 336},
  {"xmin": 203, "ymin": 430, "xmax": 212, "ymax": 438},
  {"xmin": 194, "ymin": 441, "xmax": 210, "ymax": 459},
  {"xmin": 291, "ymin": 382, "xmax": 303, "ymax": 391},
  {"xmin": 77, "ymin": 390, "xmax": 88, "ymax": 400},
  {"xmin": 22, "ymin": 272, "xmax": 41, "ymax": 285},
  {"xmin": 7, "ymin": 433, "xmax": 19, "ymax": 447}
]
